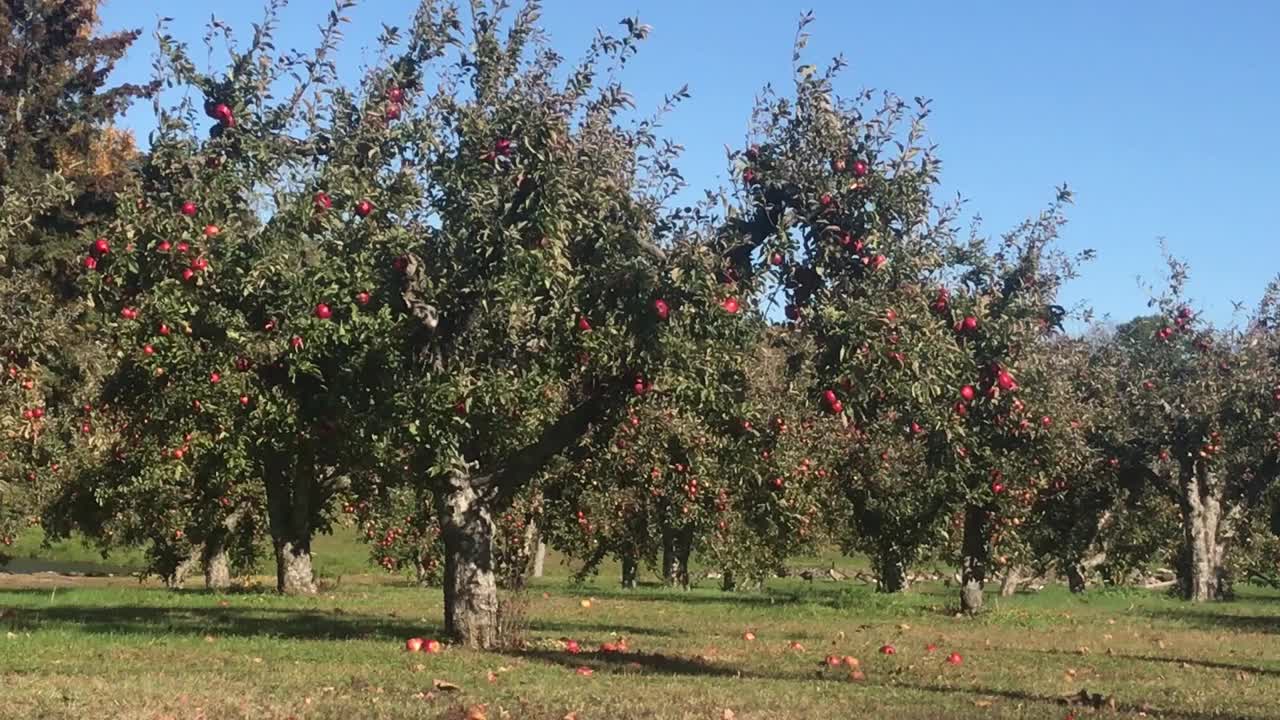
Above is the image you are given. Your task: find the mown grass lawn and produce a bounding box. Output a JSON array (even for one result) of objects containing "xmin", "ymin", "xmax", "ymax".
[{"xmin": 3, "ymin": 540, "xmax": 1279, "ymax": 720}]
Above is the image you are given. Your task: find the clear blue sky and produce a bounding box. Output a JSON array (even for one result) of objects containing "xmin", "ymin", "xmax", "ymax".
[{"xmin": 99, "ymin": 1, "xmax": 1278, "ymax": 329}]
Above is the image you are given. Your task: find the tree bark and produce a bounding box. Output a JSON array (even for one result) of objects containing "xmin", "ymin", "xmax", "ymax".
[
  {"xmin": 164, "ymin": 547, "xmax": 200, "ymax": 590},
  {"xmin": 621, "ymin": 552, "xmax": 638, "ymax": 589},
  {"xmin": 873, "ymin": 551, "xmax": 911, "ymax": 593},
  {"xmin": 676, "ymin": 526, "xmax": 693, "ymax": 590},
  {"xmin": 1066, "ymin": 563, "xmax": 1087, "ymax": 593},
  {"xmin": 202, "ymin": 541, "xmax": 231, "ymax": 591},
  {"xmin": 1177, "ymin": 461, "xmax": 1226, "ymax": 602},
  {"xmin": 532, "ymin": 540, "xmax": 546, "ymax": 579},
  {"xmin": 438, "ymin": 471, "xmax": 499, "ymax": 649},
  {"xmin": 265, "ymin": 455, "xmax": 317, "ymax": 595},
  {"xmin": 960, "ymin": 504, "xmax": 988, "ymax": 614},
  {"xmin": 662, "ymin": 527, "xmax": 679, "ymax": 587},
  {"xmin": 201, "ymin": 505, "xmax": 244, "ymax": 591},
  {"xmin": 721, "ymin": 568, "xmax": 737, "ymax": 592},
  {"xmin": 999, "ymin": 566, "xmax": 1023, "ymax": 597}
]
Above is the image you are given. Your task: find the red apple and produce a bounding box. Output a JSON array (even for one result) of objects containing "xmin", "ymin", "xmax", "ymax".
[
  {"xmin": 32, "ymin": 407, "xmax": 45, "ymax": 419},
  {"xmin": 820, "ymin": 193, "xmax": 834, "ymax": 207},
  {"xmin": 953, "ymin": 401, "xmax": 968, "ymax": 417},
  {"xmin": 385, "ymin": 102, "xmax": 402, "ymax": 120},
  {"xmin": 177, "ymin": 242, "xmax": 190, "ymax": 253},
  {"xmin": 314, "ymin": 303, "xmax": 333, "ymax": 320},
  {"xmin": 577, "ymin": 316, "xmax": 592, "ymax": 332},
  {"xmin": 203, "ymin": 225, "xmax": 220, "ymax": 238},
  {"xmin": 191, "ymin": 257, "xmax": 209, "ymax": 271},
  {"xmin": 961, "ymin": 316, "xmax": 979, "ymax": 332},
  {"xmin": 313, "ymin": 192, "xmax": 332, "ymax": 211},
  {"xmin": 925, "ymin": 643, "xmax": 938, "ymax": 653},
  {"xmin": 1041, "ymin": 415, "xmax": 1052, "ymax": 428},
  {"xmin": 494, "ymin": 137, "xmax": 512, "ymax": 156},
  {"xmin": 211, "ymin": 103, "xmax": 234, "ymax": 126},
  {"xmin": 290, "ymin": 335, "xmax": 304, "ymax": 350},
  {"xmin": 825, "ymin": 655, "xmax": 842, "ymax": 667},
  {"xmin": 92, "ymin": 237, "xmax": 110, "ymax": 255},
  {"xmin": 388, "ymin": 87, "xmax": 405, "ymax": 103},
  {"xmin": 355, "ymin": 199, "xmax": 373, "ymax": 217},
  {"xmin": 946, "ymin": 652, "xmax": 963, "ymax": 665},
  {"xmin": 960, "ymin": 385, "xmax": 976, "ymax": 402},
  {"xmin": 405, "ymin": 637, "xmax": 425, "ymax": 653},
  {"xmin": 742, "ymin": 168, "xmax": 756, "ymax": 185},
  {"xmin": 575, "ymin": 667, "xmax": 593, "ymax": 676},
  {"xmin": 209, "ymin": 372, "xmax": 221, "ymax": 384},
  {"xmin": 565, "ymin": 640, "xmax": 581, "ymax": 654},
  {"xmin": 157, "ymin": 240, "xmax": 172, "ymax": 252},
  {"xmin": 143, "ymin": 344, "xmax": 155, "ymax": 356},
  {"xmin": 424, "ymin": 639, "xmax": 442, "ymax": 654},
  {"xmin": 991, "ymin": 481, "xmax": 1005, "ymax": 494},
  {"xmin": 181, "ymin": 201, "xmax": 197, "ymax": 217},
  {"xmin": 158, "ymin": 323, "xmax": 171, "ymax": 336},
  {"xmin": 720, "ymin": 297, "xmax": 740, "ymax": 314},
  {"xmin": 770, "ymin": 252, "xmax": 784, "ymax": 266},
  {"xmin": 356, "ymin": 292, "xmax": 371, "ymax": 306},
  {"xmin": 653, "ymin": 298, "xmax": 670, "ymax": 320},
  {"xmin": 879, "ymin": 644, "xmax": 896, "ymax": 655},
  {"xmin": 181, "ymin": 268, "xmax": 196, "ymax": 282},
  {"xmin": 996, "ymin": 370, "xmax": 1017, "ymax": 391},
  {"xmin": 842, "ymin": 656, "xmax": 859, "ymax": 667},
  {"xmin": 82, "ymin": 256, "xmax": 98, "ymax": 270},
  {"xmin": 239, "ymin": 395, "xmax": 250, "ymax": 406},
  {"xmin": 742, "ymin": 631, "xmax": 756, "ymax": 642},
  {"xmin": 852, "ymin": 160, "xmax": 869, "ymax": 177}
]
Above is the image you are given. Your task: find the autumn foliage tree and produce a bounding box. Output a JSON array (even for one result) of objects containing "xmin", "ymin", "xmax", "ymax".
[{"xmin": 0, "ymin": 0, "xmax": 154, "ymax": 555}]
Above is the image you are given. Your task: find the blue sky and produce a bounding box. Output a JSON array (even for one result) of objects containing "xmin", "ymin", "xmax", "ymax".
[{"xmin": 99, "ymin": 1, "xmax": 1278, "ymax": 328}]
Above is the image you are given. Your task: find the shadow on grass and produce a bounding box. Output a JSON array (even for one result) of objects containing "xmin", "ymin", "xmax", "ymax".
[
  {"xmin": 506, "ymin": 648, "xmax": 756, "ymax": 679},
  {"xmin": 2, "ymin": 601, "xmax": 438, "ymax": 642},
  {"xmin": 527, "ymin": 620, "xmax": 678, "ymax": 638},
  {"xmin": 1026, "ymin": 647, "xmax": 1280, "ymax": 679},
  {"xmin": 893, "ymin": 680, "xmax": 1273, "ymax": 720},
  {"xmin": 1140, "ymin": 606, "xmax": 1280, "ymax": 635}
]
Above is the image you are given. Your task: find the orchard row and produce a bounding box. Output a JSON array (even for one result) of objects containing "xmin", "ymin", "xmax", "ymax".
[{"xmin": 2, "ymin": 1, "xmax": 1278, "ymax": 649}]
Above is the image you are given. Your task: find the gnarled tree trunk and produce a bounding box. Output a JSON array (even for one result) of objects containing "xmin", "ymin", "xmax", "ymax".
[
  {"xmin": 999, "ymin": 566, "xmax": 1023, "ymax": 597},
  {"xmin": 1066, "ymin": 563, "xmax": 1087, "ymax": 593},
  {"xmin": 675, "ymin": 526, "xmax": 693, "ymax": 590},
  {"xmin": 960, "ymin": 504, "xmax": 988, "ymax": 614},
  {"xmin": 1177, "ymin": 461, "xmax": 1227, "ymax": 602},
  {"xmin": 265, "ymin": 456, "xmax": 316, "ymax": 595},
  {"xmin": 873, "ymin": 549, "xmax": 911, "ymax": 593},
  {"xmin": 721, "ymin": 568, "xmax": 737, "ymax": 592},
  {"xmin": 532, "ymin": 540, "xmax": 546, "ymax": 579},
  {"xmin": 621, "ymin": 552, "xmax": 638, "ymax": 589},
  {"xmin": 438, "ymin": 472, "xmax": 499, "ymax": 649},
  {"xmin": 202, "ymin": 542, "xmax": 231, "ymax": 590},
  {"xmin": 661, "ymin": 526, "xmax": 679, "ymax": 587}
]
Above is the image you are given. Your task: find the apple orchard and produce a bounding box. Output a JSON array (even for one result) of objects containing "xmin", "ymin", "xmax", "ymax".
[{"xmin": 4, "ymin": 1, "xmax": 1280, "ymax": 650}]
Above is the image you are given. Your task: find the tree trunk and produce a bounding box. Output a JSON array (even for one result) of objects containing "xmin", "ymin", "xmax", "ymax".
[
  {"xmin": 201, "ymin": 506, "xmax": 243, "ymax": 591},
  {"xmin": 721, "ymin": 569, "xmax": 737, "ymax": 592},
  {"xmin": 265, "ymin": 455, "xmax": 316, "ymax": 595},
  {"xmin": 621, "ymin": 552, "xmax": 638, "ymax": 589},
  {"xmin": 1066, "ymin": 563, "xmax": 1087, "ymax": 593},
  {"xmin": 661, "ymin": 527, "xmax": 678, "ymax": 587},
  {"xmin": 1177, "ymin": 462, "xmax": 1226, "ymax": 602},
  {"xmin": 164, "ymin": 547, "xmax": 200, "ymax": 590},
  {"xmin": 202, "ymin": 541, "xmax": 231, "ymax": 591},
  {"xmin": 960, "ymin": 504, "xmax": 988, "ymax": 614},
  {"xmin": 676, "ymin": 526, "xmax": 693, "ymax": 590},
  {"xmin": 438, "ymin": 472, "xmax": 499, "ymax": 649},
  {"xmin": 873, "ymin": 551, "xmax": 910, "ymax": 593},
  {"xmin": 532, "ymin": 541, "xmax": 546, "ymax": 578},
  {"xmin": 999, "ymin": 566, "xmax": 1023, "ymax": 597}
]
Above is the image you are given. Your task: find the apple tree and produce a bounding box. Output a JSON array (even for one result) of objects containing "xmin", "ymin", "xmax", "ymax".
[
  {"xmin": 60, "ymin": 2, "xmax": 425, "ymax": 593},
  {"xmin": 1113, "ymin": 264, "xmax": 1280, "ymax": 600}
]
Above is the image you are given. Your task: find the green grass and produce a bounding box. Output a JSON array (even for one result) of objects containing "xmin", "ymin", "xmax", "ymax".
[{"xmin": 3, "ymin": 538, "xmax": 1279, "ymax": 719}]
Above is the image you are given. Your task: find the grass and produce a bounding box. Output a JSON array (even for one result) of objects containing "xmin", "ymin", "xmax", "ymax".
[{"xmin": 3, "ymin": 537, "xmax": 1280, "ymax": 719}]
